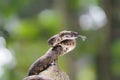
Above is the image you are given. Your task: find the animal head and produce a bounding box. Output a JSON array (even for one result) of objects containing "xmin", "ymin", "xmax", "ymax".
[
  {"xmin": 59, "ymin": 31, "xmax": 79, "ymax": 40},
  {"xmin": 48, "ymin": 30, "xmax": 80, "ymax": 47}
]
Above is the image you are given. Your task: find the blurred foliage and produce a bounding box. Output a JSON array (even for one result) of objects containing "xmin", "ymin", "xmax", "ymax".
[
  {"xmin": 0, "ymin": 0, "xmax": 120, "ymax": 80},
  {"xmin": 111, "ymin": 40, "xmax": 120, "ymax": 77}
]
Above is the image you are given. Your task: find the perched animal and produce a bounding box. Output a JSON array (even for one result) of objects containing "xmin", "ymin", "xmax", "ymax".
[
  {"xmin": 48, "ymin": 31, "xmax": 79, "ymax": 47},
  {"xmin": 48, "ymin": 30, "xmax": 86, "ymax": 55},
  {"xmin": 24, "ymin": 30, "xmax": 86, "ymax": 80}
]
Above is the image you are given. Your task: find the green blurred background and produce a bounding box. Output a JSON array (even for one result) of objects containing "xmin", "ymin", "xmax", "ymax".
[{"xmin": 0, "ymin": 0, "xmax": 120, "ymax": 80}]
